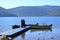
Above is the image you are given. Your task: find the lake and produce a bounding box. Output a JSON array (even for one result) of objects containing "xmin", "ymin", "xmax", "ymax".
[{"xmin": 0, "ymin": 17, "xmax": 60, "ymax": 40}]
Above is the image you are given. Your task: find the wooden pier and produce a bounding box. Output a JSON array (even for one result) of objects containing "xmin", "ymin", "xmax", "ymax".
[{"xmin": 0, "ymin": 26, "xmax": 30, "ymax": 39}]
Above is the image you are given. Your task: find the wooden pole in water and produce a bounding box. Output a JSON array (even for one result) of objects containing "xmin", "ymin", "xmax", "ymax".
[{"xmin": 21, "ymin": 19, "xmax": 25, "ymax": 28}]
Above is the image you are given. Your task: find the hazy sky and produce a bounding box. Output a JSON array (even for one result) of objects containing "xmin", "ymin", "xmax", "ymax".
[{"xmin": 0, "ymin": 0, "xmax": 60, "ymax": 9}]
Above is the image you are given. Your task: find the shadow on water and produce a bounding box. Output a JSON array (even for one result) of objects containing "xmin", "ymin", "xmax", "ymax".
[{"xmin": 13, "ymin": 32, "xmax": 25, "ymax": 40}]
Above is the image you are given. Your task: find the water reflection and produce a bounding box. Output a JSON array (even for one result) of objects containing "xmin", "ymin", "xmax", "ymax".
[
  {"xmin": 18, "ymin": 28, "xmax": 52, "ymax": 40},
  {"xmin": 14, "ymin": 28, "xmax": 60, "ymax": 40},
  {"xmin": 30, "ymin": 28, "xmax": 52, "ymax": 32},
  {"xmin": 21, "ymin": 33, "xmax": 25, "ymax": 40}
]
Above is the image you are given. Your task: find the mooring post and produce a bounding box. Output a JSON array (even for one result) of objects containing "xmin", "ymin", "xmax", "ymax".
[{"xmin": 21, "ymin": 19, "xmax": 26, "ymax": 28}]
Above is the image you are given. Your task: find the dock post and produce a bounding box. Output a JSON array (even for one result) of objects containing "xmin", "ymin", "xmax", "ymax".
[{"xmin": 21, "ymin": 19, "xmax": 26, "ymax": 28}]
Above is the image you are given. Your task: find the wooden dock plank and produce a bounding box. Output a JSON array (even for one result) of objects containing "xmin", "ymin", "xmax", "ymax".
[
  {"xmin": 0, "ymin": 26, "xmax": 30, "ymax": 38},
  {"xmin": 0, "ymin": 28, "xmax": 24, "ymax": 35}
]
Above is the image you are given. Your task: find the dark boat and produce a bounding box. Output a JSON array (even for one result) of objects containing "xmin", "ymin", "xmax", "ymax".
[
  {"xmin": 30, "ymin": 24, "xmax": 52, "ymax": 29},
  {"xmin": 12, "ymin": 25, "xmax": 20, "ymax": 29}
]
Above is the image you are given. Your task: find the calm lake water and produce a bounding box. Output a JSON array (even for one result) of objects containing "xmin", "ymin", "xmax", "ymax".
[{"xmin": 0, "ymin": 17, "xmax": 60, "ymax": 40}]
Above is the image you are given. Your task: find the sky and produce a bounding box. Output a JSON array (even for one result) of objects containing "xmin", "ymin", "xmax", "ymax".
[{"xmin": 0, "ymin": 0, "xmax": 60, "ymax": 9}]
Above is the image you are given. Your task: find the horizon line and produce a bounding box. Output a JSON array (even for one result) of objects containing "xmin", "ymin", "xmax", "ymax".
[{"xmin": 0, "ymin": 5, "xmax": 60, "ymax": 9}]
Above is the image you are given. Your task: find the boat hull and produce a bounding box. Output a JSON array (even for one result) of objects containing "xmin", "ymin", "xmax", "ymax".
[{"xmin": 30, "ymin": 24, "xmax": 52, "ymax": 29}]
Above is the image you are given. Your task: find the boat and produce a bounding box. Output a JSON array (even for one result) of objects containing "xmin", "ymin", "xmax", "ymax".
[
  {"xmin": 30, "ymin": 24, "xmax": 52, "ymax": 29},
  {"xmin": 12, "ymin": 25, "xmax": 20, "ymax": 29}
]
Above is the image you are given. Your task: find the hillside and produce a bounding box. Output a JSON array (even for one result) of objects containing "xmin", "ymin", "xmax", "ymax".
[
  {"xmin": 7, "ymin": 5, "xmax": 60, "ymax": 16},
  {"xmin": 0, "ymin": 5, "xmax": 60, "ymax": 17},
  {"xmin": 0, "ymin": 7, "xmax": 17, "ymax": 17}
]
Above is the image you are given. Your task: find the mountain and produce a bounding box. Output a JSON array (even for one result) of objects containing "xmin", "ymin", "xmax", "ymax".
[
  {"xmin": 0, "ymin": 5, "xmax": 60, "ymax": 17},
  {"xmin": 7, "ymin": 5, "xmax": 60, "ymax": 16},
  {"xmin": 48, "ymin": 8, "xmax": 60, "ymax": 16},
  {"xmin": 0, "ymin": 7, "xmax": 17, "ymax": 17}
]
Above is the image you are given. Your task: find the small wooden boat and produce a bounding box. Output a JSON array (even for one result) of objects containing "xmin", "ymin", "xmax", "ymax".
[
  {"xmin": 12, "ymin": 25, "xmax": 20, "ymax": 29},
  {"xmin": 30, "ymin": 24, "xmax": 52, "ymax": 29}
]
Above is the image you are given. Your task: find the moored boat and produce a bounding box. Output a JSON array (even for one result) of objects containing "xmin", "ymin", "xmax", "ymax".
[
  {"xmin": 12, "ymin": 25, "xmax": 20, "ymax": 29},
  {"xmin": 30, "ymin": 24, "xmax": 52, "ymax": 29}
]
